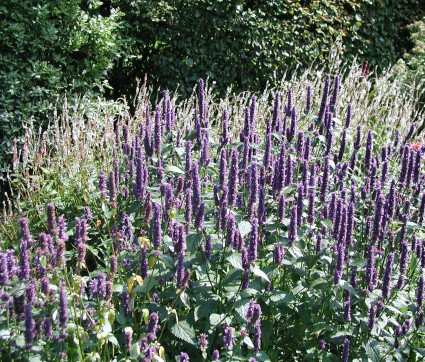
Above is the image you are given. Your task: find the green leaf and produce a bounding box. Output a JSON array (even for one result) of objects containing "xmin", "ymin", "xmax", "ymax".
[
  {"xmin": 165, "ymin": 165, "xmax": 185, "ymax": 174},
  {"xmin": 195, "ymin": 299, "xmax": 219, "ymax": 321},
  {"xmin": 364, "ymin": 340, "xmax": 381, "ymax": 362},
  {"xmin": 8, "ymin": 281, "xmax": 28, "ymax": 297},
  {"xmin": 268, "ymin": 291, "xmax": 294, "ymax": 304},
  {"xmin": 187, "ymin": 232, "xmax": 203, "ymax": 254},
  {"xmin": 170, "ymin": 320, "xmax": 197, "ymax": 345},
  {"xmin": 238, "ymin": 220, "xmax": 252, "ymax": 237},
  {"xmin": 252, "ymin": 267, "xmax": 270, "ymax": 282},
  {"xmin": 234, "ymin": 298, "xmax": 251, "ymax": 320},
  {"xmin": 209, "ymin": 313, "xmax": 224, "ymax": 327},
  {"xmin": 184, "ymin": 129, "xmax": 197, "ymax": 140},
  {"xmin": 227, "ymin": 253, "xmax": 243, "ymax": 270}
]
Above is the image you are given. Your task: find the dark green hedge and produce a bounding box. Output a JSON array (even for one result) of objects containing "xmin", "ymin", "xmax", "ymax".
[{"xmin": 1, "ymin": 0, "xmax": 424, "ymax": 182}]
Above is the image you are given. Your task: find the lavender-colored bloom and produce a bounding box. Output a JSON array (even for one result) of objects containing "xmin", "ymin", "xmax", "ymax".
[
  {"xmin": 99, "ymin": 170, "xmax": 107, "ymax": 197},
  {"xmin": 212, "ymin": 350, "xmax": 220, "ymax": 360},
  {"xmin": 274, "ymin": 245, "xmax": 285, "ymax": 264},
  {"xmin": 110, "ymin": 255, "xmax": 117, "ymax": 274},
  {"xmin": 417, "ymin": 274, "xmax": 424, "ymax": 309},
  {"xmin": 397, "ymin": 241, "xmax": 409, "ymax": 289},
  {"xmin": 343, "ymin": 300, "xmax": 351, "ymax": 322},
  {"xmin": 317, "ymin": 74, "xmax": 330, "ymax": 124},
  {"xmin": 277, "ymin": 194, "xmax": 285, "ymax": 222},
  {"xmin": 334, "ymin": 243, "xmax": 345, "ymax": 285},
  {"xmin": 41, "ymin": 276, "xmax": 50, "ymax": 295},
  {"xmin": 365, "ymin": 245, "xmax": 376, "ymax": 291},
  {"xmin": 146, "ymin": 312, "xmax": 159, "ymax": 341},
  {"xmin": 20, "ymin": 218, "xmax": 34, "ymax": 246},
  {"xmin": 353, "ymin": 125, "xmax": 362, "ymax": 151},
  {"xmin": 315, "ymin": 233, "xmax": 323, "ymax": 255},
  {"xmin": 368, "ymin": 305, "xmax": 377, "ymax": 332},
  {"xmin": 341, "ymin": 338, "xmax": 350, "ymax": 362},
  {"xmin": 416, "ymin": 309, "xmax": 424, "ymax": 328},
  {"xmin": 83, "ymin": 206, "xmax": 93, "ymax": 221},
  {"xmin": 194, "ymin": 202, "xmax": 205, "ymax": 230},
  {"xmin": 338, "ymin": 129, "xmax": 347, "ymax": 162},
  {"xmin": 225, "ymin": 213, "xmax": 236, "ymax": 247},
  {"xmin": 153, "ymin": 105, "xmax": 162, "ymax": 155},
  {"xmin": 24, "ymin": 304, "xmax": 35, "ymax": 348},
  {"xmin": 198, "ymin": 333, "xmax": 208, "ymax": 352},
  {"xmin": 59, "ymin": 283, "xmax": 68, "ymax": 329},
  {"xmin": 46, "ymin": 203, "xmax": 58, "ymax": 237},
  {"xmin": 264, "ymin": 130, "xmax": 272, "ymax": 168},
  {"xmin": 122, "ymin": 292, "xmax": 131, "ymax": 317},
  {"xmin": 228, "ymin": 149, "xmax": 239, "ymax": 207},
  {"xmin": 248, "ymin": 218, "xmax": 259, "ymax": 261},
  {"xmin": 43, "ymin": 317, "xmax": 52, "ymax": 340},
  {"xmin": 305, "ymin": 86, "xmax": 312, "ymax": 114},
  {"xmin": 152, "ymin": 203, "xmax": 162, "ymax": 248},
  {"xmin": 205, "ymin": 235, "xmax": 212, "ymax": 260},
  {"xmin": 124, "ymin": 327, "xmax": 133, "ymax": 352},
  {"xmin": 296, "ymin": 187, "xmax": 303, "ymax": 227},
  {"xmin": 221, "ymin": 110, "xmax": 229, "ymax": 145},
  {"xmin": 185, "ymin": 188, "xmax": 192, "ymax": 234},
  {"xmin": 288, "ymin": 205, "xmax": 298, "ymax": 246},
  {"xmin": 0, "ymin": 253, "xmax": 9, "ymax": 286},
  {"xmin": 241, "ymin": 247, "xmax": 250, "ymax": 272},
  {"xmin": 218, "ymin": 148, "xmax": 227, "ymax": 191},
  {"xmin": 57, "ymin": 217, "xmax": 68, "ymax": 242},
  {"xmin": 105, "ymin": 281, "xmax": 113, "ymax": 303},
  {"xmin": 382, "ymin": 253, "xmax": 394, "ymax": 299},
  {"xmin": 191, "ymin": 162, "xmax": 201, "ymax": 214},
  {"xmin": 19, "ymin": 240, "xmax": 30, "ymax": 280},
  {"xmin": 253, "ymin": 323, "xmax": 262, "ymax": 352},
  {"xmin": 108, "ymin": 170, "xmax": 117, "ymax": 209},
  {"xmin": 77, "ymin": 242, "xmax": 86, "ymax": 266},
  {"xmin": 223, "ymin": 327, "xmax": 233, "ymax": 349},
  {"xmin": 413, "ymin": 151, "xmax": 422, "ymax": 184},
  {"xmin": 345, "ymin": 104, "xmax": 352, "ymax": 128},
  {"xmin": 318, "ymin": 340, "xmax": 326, "ymax": 350},
  {"xmin": 179, "ymin": 352, "xmax": 189, "ymax": 362},
  {"xmin": 242, "ymin": 271, "xmax": 250, "ymax": 290},
  {"xmin": 200, "ymin": 134, "xmax": 210, "ymax": 167}
]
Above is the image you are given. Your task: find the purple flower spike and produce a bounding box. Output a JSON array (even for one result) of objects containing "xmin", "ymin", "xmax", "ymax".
[
  {"xmin": 288, "ymin": 205, "xmax": 298, "ymax": 246},
  {"xmin": 212, "ymin": 350, "xmax": 220, "ymax": 360},
  {"xmin": 194, "ymin": 202, "xmax": 205, "ymax": 230},
  {"xmin": 341, "ymin": 338, "xmax": 350, "ymax": 362},
  {"xmin": 146, "ymin": 312, "xmax": 159, "ymax": 341},
  {"xmin": 205, "ymin": 235, "xmax": 212, "ymax": 260},
  {"xmin": 417, "ymin": 274, "xmax": 424, "ymax": 309},
  {"xmin": 248, "ymin": 218, "xmax": 259, "ymax": 262},
  {"xmin": 59, "ymin": 283, "xmax": 68, "ymax": 329},
  {"xmin": 382, "ymin": 253, "xmax": 394, "ymax": 299},
  {"xmin": 46, "ymin": 203, "xmax": 58, "ymax": 237},
  {"xmin": 223, "ymin": 327, "xmax": 233, "ymax": 350},
  {"xmin": 179, "ymin": 352, "xmax": 190, "ymax": 362},
  {"xmin": 24, "ymin": 304, "xmax": 35, "ymax": 348}
]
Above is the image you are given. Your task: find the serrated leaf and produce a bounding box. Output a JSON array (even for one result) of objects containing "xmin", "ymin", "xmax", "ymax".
[
  {"xmin": 165, "ymin": 165, "xmax": 185, "ymax": 174},
  {"xmin": 238, "ymin": 220, "xmax": 252, "ymax": 238},
  {"xmin": 234, "ymin": 299, "xmax": 251, "ymax": 320},
  {"xmin": 8, "ymin": 281, "xmax": 28, "ymax": 297},
  {"xmin": 365, "ymin": 340, "xmax": 381, "ymax": 362},
  {"xmin": 195, "ymin": 299, "xmax": 219, "ymax": 321},
  {"xmin": 222, "ymin": 268, "xmax": 243, "ymax": 285},
  {"xmin": 187, "ymin": 233, "xmax": 203, "ymax": 254},
  {"xmin": 209, "ymin": 313, "xmax": 224, "ymax": 327},
  {"xmin": 341, "ymin": 281, "xmax": 358, "ymax": 297},
  {"xmin": 227, "ymin": 253, "xmax": 243, "ymax": 270},
  {"xmin": 320, "ymin": 219, "xmax": 333, "ymax": 229},
  {"xmin": 184, "ymin": 129, "xmax": 197, "ymax": 140},
  {"xmin": 170, "ymin": 320, "xmax": 197, "ymax": 345},
  {"xmin": 269, "ymin": 291, "xmax": 294, "ymax": 304},
  {"xmin": 310, "ymin": 278, "xmax": 327, "ymax": 288},
  {"xmin": 252, "ymin": 267, "xmax": 270, "ymax": 282}
]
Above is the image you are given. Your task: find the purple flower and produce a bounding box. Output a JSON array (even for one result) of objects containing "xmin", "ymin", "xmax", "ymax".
[
  {"xmin": 152, "ymin": 203, "xmax": 162, "ymax": 248},
  {"xmin": 228, "ymin": 149, "xmax": 239, "ymax": 207},
  {"xmin": 179, "ymin": 353, "xmax": 189, "ymax": 362},
  {"xmin": 125, "ymin": 327, "xmax": 133, "ymax": 351},
  {"xmin": 200, "ymin": 134, "xmax": 210, "ymax": 167},
  {"xmin": 59, "ymin": 283, "xmax": 68, "ymax": 329},
  {"xmin": 212, "ymin": 350, "xmax": 220, "ymax": 360},
  {"xmin": 221, "ymin": 110, "xmax": 229, "ymax": 145},
  {"xmin": 288, "ymin": 205, "xmax": 298, "ymax": 246},
  {"xmin": 273, "ymin": 245, "xmax": 285, "ymax": 265},
  {"xmin": 382, "ymin": 253, "xmax": 394, "ymax": 299},
  {"xmin": 333, "ymin": 243, "xmax": 345, "ymax": 285},
  {"xmin": 194, "ymin": 202, "xmax": 205, "ymax": 230},
  {"xmin": 248, "ymin": 218, "xmax": 259, "ymax": 262},
  {"xmin": 205, "ymin": 235, "xmax": 212, "ymax": 261},
  {"xmin": 146, "ymin": 312, "xmax": 159, "ymax": 341},
  {"xmin": 315, "ymin": 233, "xmax": 323, "ymax": 255},
  {"xmin": 122, "ymin": 292, "xmax": 131, "ymax": 317},
  {"xmin": 191, "ymin": 162, "xmax": 201, "ymax": 214},
  {"xmin": 225, "ymin": 213, "xmax": 236, "ymax": 247},
  {"xmin": 108, "ymin": 170, "xmax": 117, "ymax": 209},
  {"xmin": 253, "ymin": 323, "xmax": 262, "ymax": 352},
  {"xmin": 19, "ymin": 240, "xmax": 30, "ymax": 280},
  {"xmin": 99, "ymin": 170, "xmax": 107, "ymax": 197},
  {"xmin": 0, "ymin": 253, "xmax": 9, "ymax": 286},
  {"xmin": 353, "ymin": 125, "xmax": 362, "ymax": 151},
  {"xmin": 154, "ymin": 105, "xmax": 162, "ymax": 155},
  {"xmin": 368, "ymin": 305, "xmax": 376, "ymax": 332},
  {"xmin": 247, "ymin": 163, "xmax": 258, "ymax": 219},
  {"xmin": 198, "ymin": 333, "xmax": 208, "ymax": 352},
  {"xmin": 46, "ymin": 203, "xmax": 58, "ymax": 237},
  {"xmin": 397, "ymin": 241, "xmax": 409, "ymax": 289},
  {"xmin": 320, "ymin": 156, "xmax": 330, "ymax": 202},
  {"xmin": 417, "ymin": 274, "xmax": 424, "ymax": 309},
  {"xmin": 24, "ymin": 304, "xmax": 35, "ymax": 348},
  {"xmin": 345, "ymin": 103, "xmax": 352, "ymax": 128},
  {"xmin": 43, "ymin": 317, "xmax": 52, "ymax": 340},
  {"xmin": 319, "ymin": 339, "xmax": 326, "ymax": 350},
  {"xmin": 176, "ymin": 252, "xmax": 185, "ymax": 289},
  {"xmin": 223, "ymin": 327, "xmax": 233, "ymax": 349},
  {"xmin": 105, "ymin": 281, "xmax": 113, "ymax": 303},
  {"xmin": 341, "ymin": 338, "xmax": 350, "ymax": 362},
  {"xmin": 110, "ymin": 255, "xmax": 117, "ymax": 274},
  {"xmin": 317, "ymin": 74, "xmax": 330, "ymax": 124},
  {"xmin": 344, "ymin": 300, "xmax": 351, "ymax": 322}
]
